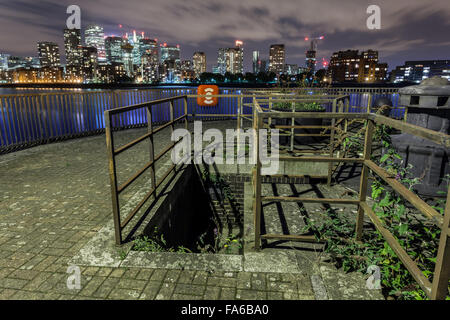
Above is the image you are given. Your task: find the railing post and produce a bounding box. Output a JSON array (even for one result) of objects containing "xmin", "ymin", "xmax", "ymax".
[
  {"xmin": 183, "ymin": 96, "xmax": 188, "ymax": 131},
  {"xmin": 327, "ymin": 99, "xmax": 337, "ymax": 186},
  {"xmin": 367, "ymin": 93, "xmax": 373, "ymax": 114},
  {"xmin": 290, "ymin": 101, "xmax": 295, "ymax": 152},
  {"xmin": 253, "ymin": 100, "xmax": 262, "ymax": 251},
  {"xmin": 105, "ymin": 111, "xmax": 122, "ymax": 245},
  {"xmin": 146, "ymin": 106, "xmax": 157, "ymax": 200},
  {"xmin": 430, "ymin": 187, "xmax": 450, "ymax": 300},
  {"xmin": 356, "ymin": 119, "xmax": 374, "ymax": 241}
]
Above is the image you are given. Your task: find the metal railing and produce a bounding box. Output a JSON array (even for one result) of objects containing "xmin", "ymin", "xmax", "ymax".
[
  {"xmin": 105, "ymin": 95, "xmax": 189, "ymax": 245},
  {"xmin": 0, "ymin": 87, "xmax": 403, "ymax": 154},
  {"xmin": 251, "ymin": 97, "xmax": 450, "ymax": 300}
]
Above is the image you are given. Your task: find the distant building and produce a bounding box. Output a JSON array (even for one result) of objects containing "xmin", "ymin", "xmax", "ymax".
[
  {"xmin": 212, "ymin": 65, "xmax": 220, "ymax": 74},
  {"xmin": 139, "ymin": 38, "xmax": 159, "ymax": 83},
  {"xmin": 222, "ymin": 41, "xmax": 244, "ymax": 75},
  {"xmin": 269, "ymin": 44, "xmax": 285, "ymax": 74},
  {"xmin": 217, "ymin": 48, "xmax": 227, "ymax": 75},
  {"xmin": 391, "ymin": 60, "xmax": 450, "ymax": 83},
  {"xmin": 81, "ymin": 46, "xmax": 98, "ymax": 82},
  {"xmin": 97, "ymin": 62, "xmax": 126, "ymax": 83},
  {"xmin": 64, "ymin": 28, "xmax": 82, "ymax": 66},
  {"xmin": 139, "ymin": 38, "xmax": 158, "ymax": 61},
  {"xmin": 193, "ymin": 52, "xmax": 206, "ymax": 77},
  {"xmin": 105, "ymin": 36, "xmax": 124, "ymax": 63},
  {"xmin": 253, "ymin": 51, "xmax": 262, "ymax": 74},
  {"xmin": 121, "ymin": 42, "xmax": 134, "ymax": 77},
  {"xmin": 24, "ymin": 57, "xmax": 40, "ymax": 68},
  {"xmin": 160, "ymin": 44, "xmax": 180, "ymax": 64},
  {"xmin": 0, "ymin": 53, "xmax": 10, "ymax": 71},
  {"xmin": 84, "ymin": 25, "xmax": 106, "ymax": 62},
  {"xmin": 7, "ymin": 56, "xmax": 27, "ymax": 69},
  {"xmin": 37, "ymin": 42, "xmax": 60, "ymax": 68},
  {"xmin": 328, "ymin": 49, "xmax": 388, "ymax": 83},
  {"xmin": 285, "ymin": 64, "xmax": 299, "ymax": 76}
]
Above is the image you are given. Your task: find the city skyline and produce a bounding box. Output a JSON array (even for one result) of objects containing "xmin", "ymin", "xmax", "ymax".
[{"xmin": 1, "ymin": 0, "xmax": 450, "ymax": 73}]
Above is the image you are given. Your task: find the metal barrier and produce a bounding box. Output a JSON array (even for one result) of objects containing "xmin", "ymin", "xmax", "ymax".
[
  {"xmin": 0, "ymin": 87, "xmax": 403, "ymax": 153},
  {"xmin": 105, "ymin": 95, "xmax": 189, "ymax": 245},
  {"xmin": 251, "ymin": 97, "xmax": 450, "ymax": 300}
]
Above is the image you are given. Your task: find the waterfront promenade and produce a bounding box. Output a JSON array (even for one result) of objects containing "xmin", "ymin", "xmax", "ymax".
[{"xmin": 0, "ymin": 121, "xmax": 382, "ymax": 300}]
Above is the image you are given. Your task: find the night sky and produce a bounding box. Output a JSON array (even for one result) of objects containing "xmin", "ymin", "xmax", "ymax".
[{"xmin": 1, "ymin": 0, "xmax": 449, "ymax": 72}]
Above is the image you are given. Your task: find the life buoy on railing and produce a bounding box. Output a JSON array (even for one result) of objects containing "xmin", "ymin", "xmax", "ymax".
[{"xmin": 197, "ymin": 85, "xmax": 219, "ymax": 107}]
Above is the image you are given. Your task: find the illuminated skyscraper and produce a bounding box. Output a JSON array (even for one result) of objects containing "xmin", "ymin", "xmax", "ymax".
[
  {"xmin": 223, "ymin": 41, "xmax": 244, "ymax": 75},
  {"xmin": 0, "ymin": 53, "xmax": 10, "ymax": 71},
  {"xmin": 193, "ymin": 52, "xmax": 206, "ymax": 77},
  {"xmin": 269, "ymin": 44, "xmax": 285, "ymax": 74},
  {"xmin": 253, "ymin": 50, "xmax": 262, "ymax": 74},
  {"xmin": 81, "ymin": 46, "xmax": 98, "ymax": 82},
  {"xmin": 139, "ymin": 38, "xmax": 159, "ymax": 83},
  {"xmin": 37, "ymin": 42, "xmax": 61, "ymax": 68},
  {"xmin": 121, "ymin": 42, "xmax": 134, "ymax": 77},
  {"xmin": 85, "ymin": 25, "xmax": 106, "ymax": 62},
  {"xmin": 105, "ymin": 36, "xmax": 124, "ymax": 63},
  {"xmin": 160, "ymin": 44, "xmax": 180, "ymax": 64},
  {"xmin": 234, "ymin": 40, "xmax": 244, "ymax": 74},
  {"xmin": 217, "ymin": 48, "xmax": 227, "ymax": 75},
  {"xmin": 64, "ymin": 28, "xmax": 82, "ymax": 66}
]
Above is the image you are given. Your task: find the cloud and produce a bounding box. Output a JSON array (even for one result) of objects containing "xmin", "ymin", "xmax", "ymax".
[{"xmin": 0, "ymin": 0, "xmax": 449, "ymax": 70}]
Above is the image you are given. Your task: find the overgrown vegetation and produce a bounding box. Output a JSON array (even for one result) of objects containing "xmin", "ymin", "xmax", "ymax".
[
  {"xmin": 273, "ymin": 101, "xmax": 326, "ymax": 112},
  {"xmin": 304, "ymin": 121, "xmax": 449, "ymax": 300},
  {"xmin": 133, "ymin": 227, "xmax": 192, "ymax": 253}
]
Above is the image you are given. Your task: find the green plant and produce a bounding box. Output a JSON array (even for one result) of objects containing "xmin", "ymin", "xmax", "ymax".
[
  {"xmin": 273, "ymin": 101, "xmax": 325, "ymax": 112},
  {"xmin": 302, "ymin": 124, "xmax": 449, "ymax": 300},
  {"xmin": 222, "ymin": 234, "xmax": 243, "ymax": 254},
  {"xmin": 133, "ymin": 227, "xmax": 194, "ymax": 253},
  {"xmin": 118, "ymin": 249, "xmax": 128, "ymax": 260}
]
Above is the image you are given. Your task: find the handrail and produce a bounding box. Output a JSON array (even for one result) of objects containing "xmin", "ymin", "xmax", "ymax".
[
  {"xmin": 250, "ymin": 95, "xmax": 450, "ymax": 300},
  {"xmin": 105, "ymin": 95, "xmax": 189, "ymax": 245}
]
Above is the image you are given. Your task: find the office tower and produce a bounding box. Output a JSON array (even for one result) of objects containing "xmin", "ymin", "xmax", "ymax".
[
  {"xmin": 24, "ymin": 57, "xmax": 40, "ymax": 68},
  {"xmin": 285, "ymin": 64, "xmax": 299, "ymax": 76},
  {"xmin": 212, "ymin": 65, "xmax": 220, "ymax": 74},
  {"xmin": 139, "ymin": 38, "xmax": 158, "ymax": 60},
  {"xmin": 193, "ymin": 52, "xmax": 206, "ymax": 77},
  {"xmin": 105, "ymin": 36, "xmax": 124, "ymax": 63},
  {"xmin": 140, "ymin": 38, "xmax": 159, "ymax": 83},
  {"xmin": 234, "ymin": 40, "xmax": 244, "ymax": 74},
  {"xmin": 217, "ymin": 48, "xmax": 227, "ymax": 75},
  {"xmin": 160, "ymin": 43, "xmax": 180, "ymax": 64},
  {"xmin": 37, "ymin": 42, "xmax": 61, "ymax": 68},
  {"xmin": 84, "ymin": 25, "xmax": 106, "ymax": 62},
  {"xmin": 64, "ymin": 28, "xmax": 82, "ymax": 66},
  {"xmin": 269, "ymin": 44, "xmax": 285, "ymax": 74},
  {"xmin": 121, "ymin": 42, "xmax": 134, "ymax": 77},
  {"xmin": 223, "ymin": 41, "xmax": 244, "ymax": 75},
  {"xmin": 7, "ymin": 56, "xmax": 27, "ymax": 69},
  {"xmin": 253, "ymin": 51, "xmax": 262, "ymax": 74},
  {"xmin": 391, "ymin": 60, "xmax": 450, "ymax": 83},
  {"xmin": 328, "ymin": 49, "xmax": 388, "ymax": 83},
  {"xmin": 0, "ymin": 53, "xmax": 10, "ymax": 71},
  {"xmin": 128, "ymin": 30, "xmax": 145, "ymax": 66},
  {"xmin": 81, "ymin": 46, "xmax": 98, "ymax": 82}
]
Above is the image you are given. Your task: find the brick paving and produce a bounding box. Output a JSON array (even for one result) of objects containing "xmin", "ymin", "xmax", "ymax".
[{"xmin": 0, "ymin": 122, "xmax": 383, "ymax": 300}]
